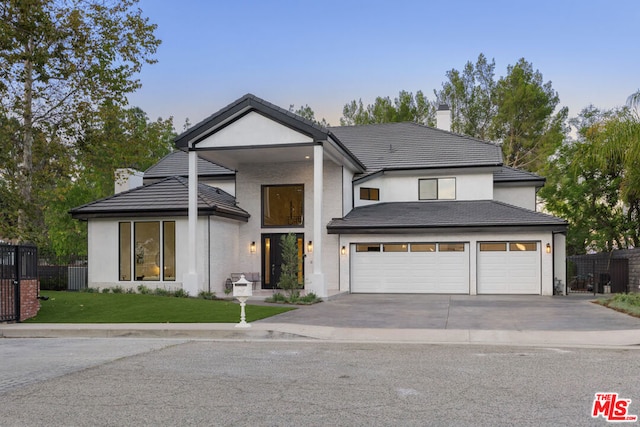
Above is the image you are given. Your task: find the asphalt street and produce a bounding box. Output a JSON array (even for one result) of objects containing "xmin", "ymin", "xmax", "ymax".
[{"xmin": 1, "ymin": 338, "xmax": 638, "ymax": 426}]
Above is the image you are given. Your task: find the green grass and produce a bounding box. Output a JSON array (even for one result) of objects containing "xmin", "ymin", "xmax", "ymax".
[
  {"xmin": 26, "ymin": 291, "xmax": 295, "ymax": 323},
  {"xmin": 596, "ymin": 293, "xmax": 640, "ymax": 318}
]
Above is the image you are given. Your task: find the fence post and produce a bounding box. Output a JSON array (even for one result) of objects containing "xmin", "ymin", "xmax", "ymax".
[{"xmin": 14, "ymin": 245, "xmax": 21, "ymax": 322}]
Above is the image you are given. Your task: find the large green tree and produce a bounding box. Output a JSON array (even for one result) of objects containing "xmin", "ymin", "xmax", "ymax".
[
  {"xmin": 0, "ymin": 0, "xmax": 160, "ymax": 242},
  {"xmin": 340, "ymin": 90, "xmax": 434, "ymax": 126},
  {"xmin": 489, "ymin": 58, "xmax": 568, "ymax": 172},
  {"xmin": 435, "ymin": 53, "xmax": 496, "ymax": 140}
]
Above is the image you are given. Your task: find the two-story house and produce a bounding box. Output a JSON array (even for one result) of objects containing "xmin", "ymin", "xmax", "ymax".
[{"xmin": 71, "ymin": 94, "xmax": 567, "ymax": 297}]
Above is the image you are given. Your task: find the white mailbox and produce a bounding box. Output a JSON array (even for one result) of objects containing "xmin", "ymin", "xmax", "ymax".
[
  {"xmin": 232, "ymin": 274, "xmax": 253, "ymax": 298},
  {"xmin": 232, "ymin": 274, "xmax": 252, "ymax": 328}
]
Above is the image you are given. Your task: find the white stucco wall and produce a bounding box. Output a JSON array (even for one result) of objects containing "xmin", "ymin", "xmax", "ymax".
[
  {"xmin": 234, "ymin": 158, "xmax": 342, "ymax": 293},
  {"xmin": 553, "ymin": 233, "xmax": 567, "ymax": 294},
  {"xmin": 197, "ymin": 111, "xmax": 313, "ymax": 148},
  {"xmin": 201, "ymin": 178, "xmax": 236, "ymax": 197},
  {"xmin": 353, "ymin": 170, "xmax": 494, "ymax": 207},
  {"xmin": 338, "ymin": 230, "xmax": 556, "ymax": 295},
  {"xmin": 494, "ymin": 185, "xmax": 537, "ymax": 210},
  {"xmin": 208, "ymin": 216, "xmax": 241, "ymax": 294},
  {"xmin": 88, "ymin": 217, "xmax": 210, "ymax": 292}
]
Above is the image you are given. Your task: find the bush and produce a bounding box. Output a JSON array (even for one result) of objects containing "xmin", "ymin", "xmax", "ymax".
[
  {"xmin": 101, "ymin": 288, "xmax": 111, "ymax": 294},
  {"xmin": 125, "ymin": 288, "xmax": 136, "ymax": 294},
  {"xmin": 81, "ymin": 287, "xmax": 98, "ymax": 293},
  {"xmin": 111, "ymin": 286, "xmax": 124, "ymax": 294},
  {"xmin": 173, "ymin": 288, "xmax": 189, "ymax": 298},
  {"xmin": 265, "ymin": 292, "xmax": 287, "ymax": 303},
  {"xmin": 153, "ymin": 288, "xmax": 170, "ymax": 297},
  {"xmin": 137, "ymin": 284, "xmax": 151, "ymax": 294},
  {"xmin": 198, "ymin": 290, "xmax": 216, "ymax": 300}
]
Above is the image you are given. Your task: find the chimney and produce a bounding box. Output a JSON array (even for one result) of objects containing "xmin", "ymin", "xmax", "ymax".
[
  {"xmin": 114, "ymin": 168, "xmax": 144, "ymax": 194},
  {"xmin": 436, "ymin": 103, "xmax": 451, "ymax": 132}
]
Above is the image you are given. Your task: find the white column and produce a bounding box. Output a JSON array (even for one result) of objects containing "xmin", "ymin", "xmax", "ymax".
[
  {"xmin": 183, "ymin": 149, "xmax": 199, "ymax": 296},
  {"xmin": 311, "ymin": 144, "xmax": 326, "ymax": 297}
]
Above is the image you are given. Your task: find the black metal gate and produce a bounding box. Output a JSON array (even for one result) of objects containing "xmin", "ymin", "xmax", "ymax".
[{"xmin": 1, "ymin": 244, "xmax": 38, "ymax": 322}]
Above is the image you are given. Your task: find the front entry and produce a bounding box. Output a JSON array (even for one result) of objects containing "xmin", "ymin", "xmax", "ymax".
[{"xmin": 262, "ymin": 233, "xmax": 304, "ymax": 289}]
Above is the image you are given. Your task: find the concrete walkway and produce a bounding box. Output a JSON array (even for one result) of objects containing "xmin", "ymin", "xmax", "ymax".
[{"xmin": 1, "ymin": 294, "xmax": 639, "ymax": 348}]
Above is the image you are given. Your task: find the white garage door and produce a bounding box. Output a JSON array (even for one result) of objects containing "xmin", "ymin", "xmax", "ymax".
[
  {"xmin": 351, "ymin": 242, "xmax": 469, "ymax": 293},
  {"xmin": 477, "ymin": 242, "xmax": 541, "ymax": 294}
]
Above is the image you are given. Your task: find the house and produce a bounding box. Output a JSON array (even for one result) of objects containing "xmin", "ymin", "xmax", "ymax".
[{"xmin": 70, "ymin": 94, "xmax": 567, "ymax": 297}]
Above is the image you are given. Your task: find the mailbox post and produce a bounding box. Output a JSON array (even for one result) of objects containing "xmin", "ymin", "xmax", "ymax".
[{"xmin": 232, "ymin": 274, "xmax": 253, "ymax": 328}]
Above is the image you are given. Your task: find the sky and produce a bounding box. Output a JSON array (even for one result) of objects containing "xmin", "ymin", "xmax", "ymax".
[{"xmin": 127, "ymin": 0, "xmax": 640, "ymax": 130}]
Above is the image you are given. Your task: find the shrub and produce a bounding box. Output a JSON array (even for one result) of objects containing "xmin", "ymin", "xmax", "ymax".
[
  {"xmin": 81, "ymin": 287, "xmax": 98, "ymax": 293},
  {"xmin": 277, "ymin": 233, "xmax": 302, "ymax": 299},
  {"xmin": 125, "ymin": 288, "xmax": 136, "ymax": 294},
  {"xmin": 137, "ymin": 284, "xmax": 151, "ymax": 294},
  {"xmin": 173, "ymin": 288, "xmax": 189, "ymax": 298},
  {"xmin": 300, "ymin": 292, "xmax": 322, "ymax": 304},
  {"xmin": 111, "ymin": 286, "xmax": 124, "ymax": 294},
  {"xmin": 154, "ymin": 288, "xmax": 170, "ymax": 297},
  {"xmin": 101, "ymin": 288, "xmax": 111, "ymax": 294},
  {"xmin": 265, "ymin": 292, "xmax": 287, "ymax": 303},
  {"xmin": 198, "ymin": 290, "xmax": 216, "ymax": 300}
]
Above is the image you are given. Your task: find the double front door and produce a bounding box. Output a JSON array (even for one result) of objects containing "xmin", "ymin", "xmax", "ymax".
[{"xmin": 261, "ymin": 233, "xmax": 304, "ymax": 289}]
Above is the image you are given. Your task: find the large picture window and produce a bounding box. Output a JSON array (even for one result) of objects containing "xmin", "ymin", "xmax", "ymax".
[
  {"xmin": 119, "ymin": 221, "xmax": 175, "ymax": 281},
  {"xmin": 419, "ymin": 178, "xmax": 456, "ymax": 200},
  {"xmin": 262, "ymin": 184, "xmax": 304, "ymax": 227}
]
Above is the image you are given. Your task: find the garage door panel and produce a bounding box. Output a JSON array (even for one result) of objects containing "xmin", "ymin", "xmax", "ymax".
[
  {"xmin": 477, "ymin": 242, "xmax": 540, "ymax": 294},
  {"xmin": 351, "ymin": 243, "xmax": 469, "ymax": 294}
]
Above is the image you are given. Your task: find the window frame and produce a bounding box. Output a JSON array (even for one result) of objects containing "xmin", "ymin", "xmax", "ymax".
[
  {"xmin": 418, "ymin": 178, "xmax": 456, "ymax": 200},
  {"xmin": 119, "ymin": 220, "xmax": 176, "ymax": 282},
  {"xmin": 261, "ymin": 184, "xmax": 305, "ymax": 228},
  {"xmin": 359, "ymin": 187, "xmax": 380, "ymax": 201}
]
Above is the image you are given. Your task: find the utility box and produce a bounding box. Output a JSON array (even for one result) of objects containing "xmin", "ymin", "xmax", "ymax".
[{"xmin": 232, "ymin": 274, "xmax": 253, "ymax": 298}]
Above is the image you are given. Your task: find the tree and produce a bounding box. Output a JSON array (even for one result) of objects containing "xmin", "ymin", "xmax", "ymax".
[
  {"xmin": 0, "ymin": 0, "xmax": 160, "ymax": 242},
  {"xmin": 277, "ymin": 233, "xmax": 302, "ymax": 299},
  {"xmin": 489, "ymin": 58, "xmax": 568, "ymax": 172},
  {"xmin": 44, "ymin": 103, "xmax": 175, "ymax": 257},
  {"xmin": 539, "ymin": 106, "xmax": 638, "ymax": 254},
  {"xmin": 289, "ymin": 104, "xmax": 329, "ymax": 127},
  {"xmin": 435, "ymin": 53, "xmax": 496, "ymax": 140},
  {"xmin": 340, "ymin": 90, "xmax": 434, "ymax": 126}
]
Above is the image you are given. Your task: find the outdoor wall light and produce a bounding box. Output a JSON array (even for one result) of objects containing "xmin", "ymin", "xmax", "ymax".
[
  {"xmin": 341, "ymin": 246, "xmax": 347, "ymax": 256},
  {"xmin": 250, "ymin": 241, "xmax": 256, "ymax": 253},
  {"xmin": 307, "ymin": 241, "xmax": 313, "ymax": 253},
  {"xmin": 546, "ymin": 243, "xmax": 551, "ymax": 254}
]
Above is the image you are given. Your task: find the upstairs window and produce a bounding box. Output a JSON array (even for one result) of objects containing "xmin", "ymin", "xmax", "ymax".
[
  {"xmin": 359, "ymin": 187, "xmax": 380, "ymax": 201},
  {"xmin": 419, "ymin": 178, "xmax": 456, "ymax": 200},
  {"xmin": 262, "ymin": 184, "xmax": 304, "ymax": 227}
]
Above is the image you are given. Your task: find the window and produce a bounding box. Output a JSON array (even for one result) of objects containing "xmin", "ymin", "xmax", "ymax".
[
  {"xmin": 360, "ymin": 187, "xmax": 380, "ymax": 201},
  {"xmin": 480, "ymin": 243, "xmax": 507, "ymax": 251},
  {"xmin": 510, "ymin": 242, "xmax": 537, "ymax": 251},
  {"xmin": 411, "ymin": 243, "xmax": 436, "ymax": 252},
  {"xmin": 439, "ymin": 243, "xmax": 465, "ymax": 252},
  {"xmin": 383, "ymin": 243, "xmax": 408, "ymax": 252},
  {"xmin": 419, "ymin": 178, "xmax": 456, "ymax": 200},
  {"xmin": 119, "ymin": 221, "xmax": 175, "ymax": 281},
  {"xmin": 356, "ymin": 244, "xmax": 381, "ymax": 252},
  {"xmin": 262, "ymin": 184, "xmax": 304, "ymax": 227}
]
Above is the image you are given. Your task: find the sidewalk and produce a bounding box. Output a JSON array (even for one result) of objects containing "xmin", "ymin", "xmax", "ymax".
[{"xmin": 2, "ymin": 294, "xmax": 639, "ymax": 348}]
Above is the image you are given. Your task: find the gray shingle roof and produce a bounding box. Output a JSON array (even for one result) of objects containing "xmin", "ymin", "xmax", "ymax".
[
  {"xmin": 494, "ymin": 166, "xmax": 545, "ymax": 184},
  {"xmin": 328, "ymin": 122, "xmax": 503, "ymax": 171},
  {"xmin": 327, "ymin": 201, "xmax": 566, "ymax": 233},
  {"xmin": 70, "ymin": 176, "xmax": 249, "ymax": 221},
  {"xmin": 144, "ymin": 151, "xmax": 234, "ymax": 179}
]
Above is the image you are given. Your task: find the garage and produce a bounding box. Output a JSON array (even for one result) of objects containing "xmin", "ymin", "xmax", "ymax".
[
  {"xmin": 477, "ymin": 241, "xmax": 541, "ymax": 294},
  {"xmin": 351, "ymin": 242, "xmax": 469, "ymax": 293}
]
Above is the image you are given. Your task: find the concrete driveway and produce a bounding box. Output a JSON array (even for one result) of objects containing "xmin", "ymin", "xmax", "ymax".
[{"xmin": 256, "ymin": 294, "xmax": 640, "ymax": 331}]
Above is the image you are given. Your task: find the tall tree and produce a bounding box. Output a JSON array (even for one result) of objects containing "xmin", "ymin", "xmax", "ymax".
[
  {"xmin": 340, "ymin": 90, "xmax": 434, "ymax": 126},
  {"xmin": 0, "ymin": 0, "xmax": 160, "ymax": 242},
  {"xmin": 490, "ymin": 58, "xmax": 568, "ymax": 172},
  {"xmin": 288, "ymin": 104, "xmax": 329, "ymax": 127},
  {"xmin": 435, "ymin": 53, "xmax": 496, "ymax": 140}
]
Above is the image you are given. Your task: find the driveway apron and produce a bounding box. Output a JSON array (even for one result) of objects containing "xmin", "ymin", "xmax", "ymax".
[{"xmin": 255, "ymin": 294, "xmax": 640, "ymax": 331}]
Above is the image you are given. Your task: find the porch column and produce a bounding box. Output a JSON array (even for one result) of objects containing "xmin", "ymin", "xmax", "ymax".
[
  {"xmin": 183, "ymin": 149, "xmax": 199, "ymax": 296},
  {"xmin": 311, "ymin": 144, "xmax": 326, "ymax": 297}
]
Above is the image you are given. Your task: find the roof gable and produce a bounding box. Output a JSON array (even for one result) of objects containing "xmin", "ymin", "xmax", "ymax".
[{"xmin": 174, "ymin": 93, "xmax": 331, "ymax": 150}]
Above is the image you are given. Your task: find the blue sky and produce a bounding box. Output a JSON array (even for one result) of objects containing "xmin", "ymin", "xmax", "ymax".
[{"xmin": 128, "ymin": 0, "xmax": 640, "ymax": 129}]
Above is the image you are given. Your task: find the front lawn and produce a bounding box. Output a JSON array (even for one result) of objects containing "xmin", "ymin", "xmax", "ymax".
[
  {"xmin": 596, "ymin": 293, "xmax": 640, "ymax": 318},
  {"xmin": 27, "ymin": 291, "xmax": 294, "ymax": 323}
]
